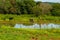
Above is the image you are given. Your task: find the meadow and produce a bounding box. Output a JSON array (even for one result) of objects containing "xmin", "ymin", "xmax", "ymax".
[
  {"xmin": 0, "ymin": 14, "xmax": 60, "ymax": 26},
  {"xmin": 0, "ymin": 14, "xmax": 60, "ymax": 40},
  {"xmin": 0, "ymin": 27, "xmax": 60, "ymax": 40},
  {"xmin": 0, "ymin": 1, "xmax": 60, "ymax": 40}
]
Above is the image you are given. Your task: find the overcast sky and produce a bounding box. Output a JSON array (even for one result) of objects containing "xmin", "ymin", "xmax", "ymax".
[{"xmin": 35, "ymin": 0, "xmax": 60, "ymax": 3}]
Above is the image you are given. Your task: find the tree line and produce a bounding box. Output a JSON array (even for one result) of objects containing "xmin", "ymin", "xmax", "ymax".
[{"xmin": 0, "ymin": 0, "xmax": 60, "ymax": 16}]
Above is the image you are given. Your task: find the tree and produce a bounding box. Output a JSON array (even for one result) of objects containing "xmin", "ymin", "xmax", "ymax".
[
  {"xmin": 39, "ymin": 3, "xmax": 52, "ymax": 15},
  {"xmin": 51, "ymin": 9, "xmax": 60, "ymax": 16},
  {"xmin": 32, "ymin": 5, "xmax": 41, "ymax": 17},
  {"xmin": 51, "ymin": 3, "xmax": 60, "ymax": 16},
  {"xmin": 16, "ymin": 0, "xmax": 36, "ymax": 14},
  {"xmin": 23, "ymin": 0, "xmax": 36, "ymax": 14}
]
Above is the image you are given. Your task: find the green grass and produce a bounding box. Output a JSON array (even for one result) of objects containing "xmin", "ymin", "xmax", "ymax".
[
  {"xmin": 0, "ymin": 14, "xmax": 60, "ymax": 27},
  {"xmin": 0, "ymin": 14, "xmax": 60, "ymax": 24},
  {"xmin": 0, "ymin": 27, "xmax": 60, "ymax": 40}
]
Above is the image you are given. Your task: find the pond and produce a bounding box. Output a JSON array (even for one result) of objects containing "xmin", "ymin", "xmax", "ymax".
[{"xmin": 14, "ymin": 23, "xmax": 60, "ymax": 29}]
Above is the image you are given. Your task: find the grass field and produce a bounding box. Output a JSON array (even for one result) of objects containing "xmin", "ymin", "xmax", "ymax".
[
  {"xmin": 0, "ymin": 27, "xmax": 60, "ymax": 40},
  {"xmin": 0, "ymin": 14, "xmax": 60, "ymax": 26}
]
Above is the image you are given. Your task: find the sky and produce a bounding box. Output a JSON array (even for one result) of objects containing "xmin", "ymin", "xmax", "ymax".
[{"xmin": 35, "ymin": 0, "xmax": 60, "ymax": 3}]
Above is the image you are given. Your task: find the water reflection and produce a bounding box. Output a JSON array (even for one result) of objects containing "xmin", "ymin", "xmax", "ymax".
[
  {"xmin": 14, "ymin": 23, "xmax": 60, "ymax": 29},
  {"xmin": 14, "ymin": 24, "xmax": 40, "ymax": 29}
]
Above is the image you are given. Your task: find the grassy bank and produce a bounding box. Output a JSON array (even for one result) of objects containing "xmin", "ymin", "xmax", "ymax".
[
  {"xmin": 0, "ymin": 14, "xmax": 60, "ymax": 26},
  {"xmin": 0, "ymin": 28, "xmax": 60, "ymax": 40}
]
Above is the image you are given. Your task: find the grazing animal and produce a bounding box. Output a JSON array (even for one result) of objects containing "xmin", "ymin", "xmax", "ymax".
[{"xmin": 29, "ymin": 18, "xmax": 34, "ymax": 23}]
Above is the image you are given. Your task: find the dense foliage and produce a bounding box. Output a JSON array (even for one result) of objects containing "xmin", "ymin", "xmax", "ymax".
[{"xmin": 0, "ymin": 0, "xmax": 60, "ymax": 16}]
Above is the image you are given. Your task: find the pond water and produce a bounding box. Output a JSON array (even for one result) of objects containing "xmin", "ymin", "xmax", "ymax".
[{"xmin": 14, "ymin": 23, "xmax": 60, "ymax": 29}]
